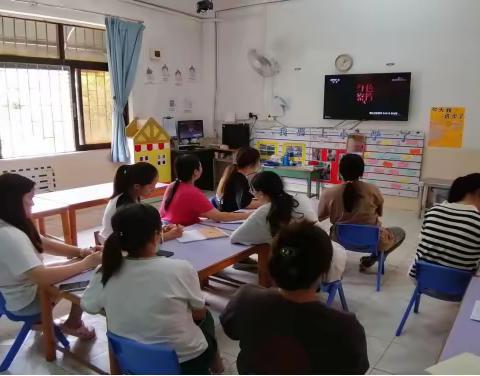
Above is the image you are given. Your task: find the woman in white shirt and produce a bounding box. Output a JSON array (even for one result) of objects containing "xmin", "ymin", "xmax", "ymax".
[
  {"xmin": 100, "ymin": 163, "xmax": 183, "ymax": 243},
  {"xmin": 231, "ymin": 171, "xmax": 346, "ymax": 283},
  {"xmin": 81, "ymin": 203, "xmax": 224, "ymax": 374},
  {"xmin": 0, "ymin": 173, "xmax": 101, "ymax": 340}
]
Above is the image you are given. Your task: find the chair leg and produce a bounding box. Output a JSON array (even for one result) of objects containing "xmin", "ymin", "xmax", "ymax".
[
  {"xmin": 326, "ymin": 284, "xmax": 339, "ymax": 306},
  {"xmin": 376, "ymin": 254, "xmax": 384, "ymax": 292},
  {"xmin": 413, "ymin": 293, "xmax": 421, "ymax": 314},
  {"xmin": 395, "ymin": 287, "xmax": 419, "ymax": 336},
  {"xmin": 54, "ymin": 325, "xmax": 70, "ymax": 349},
  {"xmin": 380, "ymin": 253, "xmax": 385, "ymax": 275},
  {"xmin": 338, "ymin": 283, "xmax": 349, "ymax": 312},
  {"xmin": 0, "ymin": 322, "xmax": 32, "ymax": 372}
]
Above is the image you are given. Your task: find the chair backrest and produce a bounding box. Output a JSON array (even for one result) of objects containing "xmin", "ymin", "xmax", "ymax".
[
  {"xmin": 106, "ymin": 331, "xmax": 180, "ymax": 375},
  {"xmin": 210, "ymin": 196, "xmax": 219, "ymax": 209},
  {"xmin": 335, "ymin": 224, "xmax": 380, "ymax": 255},
  {"xmin": 416, "ymin": 261, "xmax": 472, "ymax": 298}
]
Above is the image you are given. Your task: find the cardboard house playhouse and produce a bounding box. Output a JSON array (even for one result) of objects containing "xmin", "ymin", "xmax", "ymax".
[{"xmin": 126, "ymin": 117, "xmax": 171, "ymax": 183}]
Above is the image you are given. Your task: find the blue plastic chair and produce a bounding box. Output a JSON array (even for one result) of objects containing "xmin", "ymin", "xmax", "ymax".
[
  {"xmin": 335, "ymin": 224, "xmax": 383, "ymax": 291},
  {"xmin": 210, "ymin": 196, "xmax": 219, "ymax": 209},
  {"xmin": 395, "ymin": 261, "xmax": 472, "ymax": 336},
  {"xmin": 107, "ymin": 331, "xmax": 180, "ymax": 375},
  {"xmin": 320, "ymin": 280, "xmax": 349, "ymax": 311},
  {"xmin": 0, "ymin": 293, "xmax": 69, "ymax": 372}
]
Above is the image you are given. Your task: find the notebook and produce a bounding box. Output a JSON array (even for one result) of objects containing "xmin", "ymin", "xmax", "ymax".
[{"xmin": 177, "ymin": 226, "xmax": 228, "ymax": 243}]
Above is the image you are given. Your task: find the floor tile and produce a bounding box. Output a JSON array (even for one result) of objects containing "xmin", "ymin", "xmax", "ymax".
[{"xmin": 376, "ymin": 340, "xmax": 440, "ymax": 374}]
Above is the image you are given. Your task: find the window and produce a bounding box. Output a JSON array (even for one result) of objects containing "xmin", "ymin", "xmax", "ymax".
[{"xmin": 0, "ymin": 16, "xmax": 116, "ymax": 158}]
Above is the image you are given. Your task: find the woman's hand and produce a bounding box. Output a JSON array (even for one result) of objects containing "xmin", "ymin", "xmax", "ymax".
[
  {"xmin": 163, "ymin": 225, "xmax": 184, "ymax": 241},
  {"xmin": 82, "ymin": 252, "xmax": 102, "ymax": 270}
]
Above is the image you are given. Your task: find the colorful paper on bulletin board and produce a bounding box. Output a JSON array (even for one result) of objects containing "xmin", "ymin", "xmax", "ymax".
[
  {"xmin": 256, "ymin": 140, "xmax": 278, "ymax": 161},
  {"xmin": 282, "ymin": 142, "xmax": 306, "ymax": 164},
  {"xmin": 428, "ymin": 107, "xmax": 465, "ymax": 148}
]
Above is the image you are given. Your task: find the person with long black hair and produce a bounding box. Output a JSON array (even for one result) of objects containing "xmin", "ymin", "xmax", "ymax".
[
  {"xmin": 100, "ymin": 162, "xmax": 182, "ymax": 243},
  {"xmin": 409, "ymin": 173, "xmax": 480, "ymax": 278},
  {"xmin": 81, "ymin": 203, "xmax": 224, "ymax": 374},
  {"xmin": 222, "ymin": 221, "xmax": 369, "ymax": 374},
  {"xmin": 318, "ymin": 153, "xmax": 406, "ymax": 271},
  {"xmin": 231, "ymin": 171, "xmax": 346, "ymax": 282},
  {"xmin": 160, "ymin": 154, "xmax": 250, "ymax": 226},
  {"xmin": 216, "ymin": 146, "xmax": 261, "ymax": 212},
  {"xmin": 0, "ymin": 173, "xmax": 101, "ymax": 339}
]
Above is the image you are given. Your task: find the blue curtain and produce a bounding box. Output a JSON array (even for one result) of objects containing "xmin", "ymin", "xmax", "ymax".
[{"xmin": 105, "ymin": 16, "xmax": 145, "ymax": 163}]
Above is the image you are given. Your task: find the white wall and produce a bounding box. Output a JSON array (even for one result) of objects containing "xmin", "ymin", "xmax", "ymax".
[
  {"xmin": 215, "ymin": 0, "xmax": 480, "ymax": 183},
  {"xmin": 0, "ymin": 0, "xmax": 215, "ymax": 188}
]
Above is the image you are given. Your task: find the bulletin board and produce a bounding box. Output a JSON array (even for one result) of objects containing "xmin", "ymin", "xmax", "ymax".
[{"xmin": 254, "ymin": 127, "xmax": 425, "ymax": 198}]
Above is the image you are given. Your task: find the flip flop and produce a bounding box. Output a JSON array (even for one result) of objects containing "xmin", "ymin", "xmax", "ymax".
[{"xmin": 58, "ymin": 320, "xmax": 96, "ymax": 341}]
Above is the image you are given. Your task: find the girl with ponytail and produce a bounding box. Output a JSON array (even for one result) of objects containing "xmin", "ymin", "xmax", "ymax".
[
  {"xmin": 160, "ymin": 153, "xmax": 251, "ymax": 226},
  {"xmin": 216, "ymin": 146, "xmax": 261, "ymax": 212},
  {"xmin": 231, "ymin": 171, "xmax": 347, "ymax": 283},
  {"xmin": 100, "ymin": 162, "xmax": 182, "ymax": 243},
  {"xmin": 81, "ymin": 203, "xmax": 224, "ymax": 374},
  {"xmin": 318, "ymin": 153, "xmax": 405, "ymax": 271}
]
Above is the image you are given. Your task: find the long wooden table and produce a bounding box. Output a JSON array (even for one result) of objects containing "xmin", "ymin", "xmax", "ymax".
[
  {"xmin": 32, "ymin": 197, "xmax": 72, "ymax": 245},
  {"xmin": 438, "ymin": 276, "xmax": 480, "ymax": 362},
  {"xmin": 263, "ymin": 165, "xmax": 324, "ymax": 198},
  {"xmin": 37, "ymin": 182, "xmax": 168, "ymax": 245},
  {"xmin": 40, "ymin": 225, "xmax": 271, "ymax": 373}
]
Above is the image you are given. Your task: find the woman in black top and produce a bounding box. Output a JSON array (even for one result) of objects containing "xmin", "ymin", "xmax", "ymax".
[
  {"xmin": 216, "ymin": 147, "xmax": 261, "ymax": 212},
  {"xmin": 220, "ymin": 221, "xmax": 369, "ymax": 375}
]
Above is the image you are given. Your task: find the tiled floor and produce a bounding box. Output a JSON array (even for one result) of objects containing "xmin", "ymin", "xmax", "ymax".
[{"xmin": 0, "ymin": 202, "xmax": 460, "ymax": 375}]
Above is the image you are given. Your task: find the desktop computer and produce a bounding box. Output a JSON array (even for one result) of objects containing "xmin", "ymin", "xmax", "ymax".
[{"xmin": 177, "ymin": 120, "xmax": 204, "ymax": 149}]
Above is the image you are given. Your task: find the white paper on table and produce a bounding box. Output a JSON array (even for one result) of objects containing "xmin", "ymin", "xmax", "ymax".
[
  {"xmin": 426, "ymin": 353, "xmax": 480, "ymax": 374},
  {"xmin": 470, "ymin": 300, "xmax": 480, "ymax": 321},
  {"xmin": 177, "ymin": 227, "xmax": 228, "ymax": 243},
  {"xmin": 177, "ymin": 230, "xmax": 208, "ymax": 243}
]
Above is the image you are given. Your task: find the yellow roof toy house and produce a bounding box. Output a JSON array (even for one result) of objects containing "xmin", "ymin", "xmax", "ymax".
[{"xmin": 126, "ymin": 117, "xmax": 171, "ymax": 183}]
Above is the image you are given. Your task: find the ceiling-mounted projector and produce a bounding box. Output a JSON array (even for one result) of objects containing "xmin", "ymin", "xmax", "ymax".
[{"xmin": 197, "ymin": 0, "xmax": 213, "ymax": 13}]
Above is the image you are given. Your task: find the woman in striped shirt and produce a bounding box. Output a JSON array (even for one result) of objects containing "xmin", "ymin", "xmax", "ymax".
[{"xmin": 409, "ymin": 173, "xmax": 480, "ymax": 278}]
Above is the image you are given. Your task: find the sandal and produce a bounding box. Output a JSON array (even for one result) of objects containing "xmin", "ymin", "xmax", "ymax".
[
  {"xmin": 359, "ymin": 256, "xmax": 377, "ymax": 272},
  {"xmin": 58, "ymin": 320, "xmax": 96, "ymax": 341}
]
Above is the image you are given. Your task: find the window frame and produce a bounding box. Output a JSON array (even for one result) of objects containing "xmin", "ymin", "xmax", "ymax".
[{"xmin": 0, "ymin": 17, "xmax": 122, "ymax": 153}]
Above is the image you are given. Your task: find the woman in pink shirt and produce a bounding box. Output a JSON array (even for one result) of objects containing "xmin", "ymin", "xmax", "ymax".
[{"xmin": 160, "ymin": 154, "xmax": 250, "ymax": 226}]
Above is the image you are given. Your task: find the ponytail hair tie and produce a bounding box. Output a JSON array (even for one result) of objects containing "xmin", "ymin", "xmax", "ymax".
[{"xmin": 279, "ymin": 247, "xmax": 297, "ymax": 258}]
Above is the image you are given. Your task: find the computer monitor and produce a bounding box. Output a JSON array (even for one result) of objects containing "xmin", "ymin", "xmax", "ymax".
[{"xmin": 177, "ymin": 120, "xmax": 204, "ymax": 141}]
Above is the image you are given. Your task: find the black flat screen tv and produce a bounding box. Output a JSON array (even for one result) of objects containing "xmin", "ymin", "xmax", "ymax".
[{"xmin": 323, "ymin": 72, "xmax": 411, "ymax": 121}]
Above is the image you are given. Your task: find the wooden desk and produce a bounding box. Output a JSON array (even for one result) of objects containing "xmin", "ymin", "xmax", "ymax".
[
  {"xmin": 40, "ymin": 228, "xmax": 271, "ymax": 372},
  {"xmin": 438, "ymin": 276, "xmax": 480, "ymax": 362},
  {"xmin": 418, "ymin": 178, "xmax": 453, "ymax": 218},
  {"xmin": 37, "ymin": 182, "xmax": 168, "ymax": 245},
  {"xmin": 32, "ymin": 197, "xmax": 72, "ymax": 245},
  {"xmin": 263, "ymin": 165, "xmax": 324, "ymax": 198}
]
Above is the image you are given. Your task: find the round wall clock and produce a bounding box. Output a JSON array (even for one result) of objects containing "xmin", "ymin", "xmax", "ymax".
[{"xmin": 335, "ymin": 54, "xmax": 354, "ymax": 72}]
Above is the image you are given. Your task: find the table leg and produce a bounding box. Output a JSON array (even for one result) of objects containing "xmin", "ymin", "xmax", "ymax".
[
  {"xmin": 316, "ymin": 179, "xmax": 320, "ymax": 198},
  {"xmin": 109, "ymin": 343, "xmax": 121, "ymax": 374},
  {"xmin": 38, "ymin": 218, "xmax": 46, "ymax": 236},
  {"xmin": 307, "ymin": 178, "xmax": 312, "ymax": 198},
  {"xmin": 68, "ymin": 209, "xmax": 78, "ymax": 246},
  {"xmin": 60, "ymin": 211, "xmax": 73, "ymax": 245},
  {"xmin": 40, "ymin": 288, "xmax": 56, "ymax": 362},
  {"xmin": 257, "ymin": 244, "xmax": 272, "ymax": 288}
]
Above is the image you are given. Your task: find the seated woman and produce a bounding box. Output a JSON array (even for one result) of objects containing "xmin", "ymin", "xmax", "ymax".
[
  {"xmin": 318, "ymin": 153, "xmax": 406, "ymax": 271},
  {"xmin": 231, "ymin": 171, "xmax": 346, "ymax": 283},
  {"xmin": 100, "ymin": 162, "xmax": 182, "ymax": 244},
  {"xmin": 216, "ymin": 146, "xmax": 261, "ymax": 212},
  {"xmin": 409, "ymin": 173, "xmax": 480, "ymax": 278},
  {"xmin": 221, "ymin": 221, "xmax": 369, "ymax": 374},
  {"xmin": 0, "ymin": 173, "xmax": 101, "ymax": 339},
  {"xmin": 81, "ymin": 203, "xmax": 223, "ymax": 374},
  {"xmin": 160, "ymin": 154, "xmax": 250, "ymax": 226}
]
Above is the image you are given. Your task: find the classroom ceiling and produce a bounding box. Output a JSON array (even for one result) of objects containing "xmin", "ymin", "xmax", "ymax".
[{"xmin": 127, "ymin": 0, "xmax": 291, "ymax": 18}]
